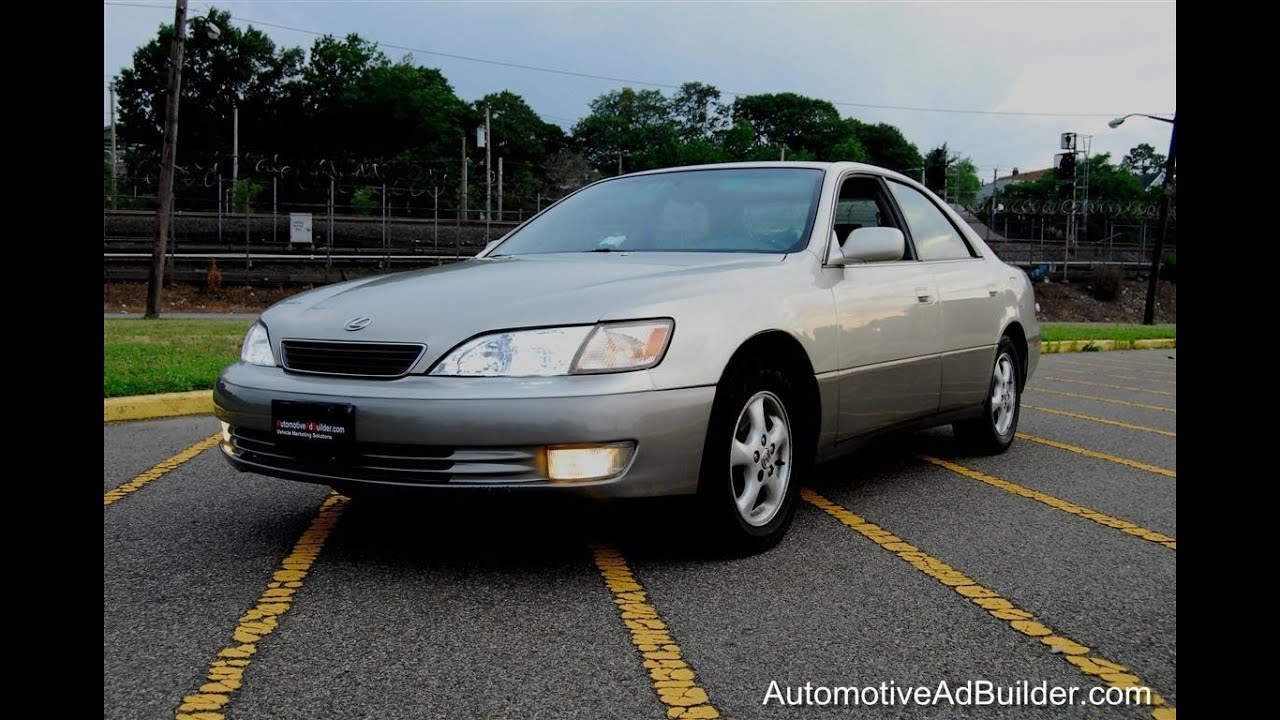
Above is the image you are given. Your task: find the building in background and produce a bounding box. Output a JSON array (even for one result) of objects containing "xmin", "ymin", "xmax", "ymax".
[{"xmin": 973, "ymin": 167, "xmax": 1052, "ymax": 206}]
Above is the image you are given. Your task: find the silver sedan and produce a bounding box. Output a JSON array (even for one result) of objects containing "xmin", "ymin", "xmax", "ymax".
[{"xmin": 215, "ymin": 162, "xmax": 1039, "ymax": 551}]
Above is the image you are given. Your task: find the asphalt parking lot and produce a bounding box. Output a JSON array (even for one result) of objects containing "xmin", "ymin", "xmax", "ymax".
[{"xmin": 104, "ymin": 349, "xmax": 1175, "ymax": 720}]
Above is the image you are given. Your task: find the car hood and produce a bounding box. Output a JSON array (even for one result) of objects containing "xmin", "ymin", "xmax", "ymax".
[{"xmin": 262, "ymin": 252, "xmax": 784, "ymax": 363}]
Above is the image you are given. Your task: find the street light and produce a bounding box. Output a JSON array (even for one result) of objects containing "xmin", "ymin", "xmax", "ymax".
[
  {"xmin": 144, "ymin": 0, "xmax": 222, "ymax": 319},
  {"xmin": 1108, "ymin": 113, "xmax": 1173, "ymax": 129},
  {"xmin": 1107, "ymin": 112, "xmax": 1176, "ymax": 325}
]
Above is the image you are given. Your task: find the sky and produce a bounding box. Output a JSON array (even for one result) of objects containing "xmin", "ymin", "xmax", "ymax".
[{"xmin": 103, "ymin": 0, "xmax": 1176, "ymax": 177}]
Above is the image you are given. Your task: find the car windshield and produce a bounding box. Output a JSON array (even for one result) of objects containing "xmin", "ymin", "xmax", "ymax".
[{"xmin": 492, "ymin": 168, "xmax": 824, "ymax": 255}]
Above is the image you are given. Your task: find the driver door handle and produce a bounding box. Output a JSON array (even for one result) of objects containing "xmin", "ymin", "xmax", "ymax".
[{"xmin": 915, "ymin": 287, "xmax": 933, "ymax": 304}]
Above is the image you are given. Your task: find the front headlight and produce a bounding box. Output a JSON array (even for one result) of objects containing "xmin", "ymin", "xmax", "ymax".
[
  {"xmin": 241, "ymin": 321, "xmax": 276, "ymax": 366},
  {"xmin": 429, "ymin": 319, "xmax": 673, "ymax": 377}
]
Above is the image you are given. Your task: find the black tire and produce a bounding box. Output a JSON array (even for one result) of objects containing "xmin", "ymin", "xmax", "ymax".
[
  {"xmin": 953, "ymin": 336, "xmax": 1022, "ymax": 454},
  {"xmin": 697, "ymin": 358, "xmax": 809, "ymax": 554}
]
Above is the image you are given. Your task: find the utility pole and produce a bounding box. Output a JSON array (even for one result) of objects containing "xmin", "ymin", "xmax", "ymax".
[
  {"xmin": 485, "ymin": 106, "xmax": 492, "ymax": 239},
  {"xmin": 617, "ymin": 152, "xmax": 623, "ymax": 176},
  {"xmin": 460, "ymin": 134, "xmax": 468, "ymax": 221},
  {"xmin": 109, "ymin": 81, "xmax": 118, "ymax": 210},
  {"xmin": 232, "ymin": 105, "xmax": 239, "ymax": 185},
  {"xmin": 145, "ymin": 0, "xmax": 189, "ymax": 319},
  {"xmin": 237, "ymin": 105, "xmax": 248, "ymax": 271},
  {"xmin": 987, "ymin": 167, "xmax": 997, "ymax": 241},
  {"xmin": 497, "ymin": 157, "xmax": 504, "ymax": 223},
  {"xmin": 780, "ymin": 147, "xmax": 786, "ymax": 161},
  {"xmin": 1143, "ymin": 115, "xmax": 1176, "ymax": 325}
]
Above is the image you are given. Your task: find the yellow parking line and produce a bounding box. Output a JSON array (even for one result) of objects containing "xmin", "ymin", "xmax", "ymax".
[
  {"xmin": 590, "ymin": 543, "xmax": 720, "ymax": 719},
  {"xmin": 1027, "ymin": 387, "xmax": 1175, "ymax": 413},
  {"xmin": 920, "ymin": 455, "xmax": 1175, "ymax": 550},
  {"xmin": 1075, "ymin": 357, "xmax": 1177, "ymax": 373},
  {"xmin": 1041, "ymin": 377, "xmax": 1175, "ymax": 397},
  {"xmin": 1044, "ymin": 356, "xmax": 1172, "ymax": 371},
  {"xmin": 1016, "ymin": 433, "xmax": 1175, "ymax": 478},
  {"xmin": 1023, "ymin": 405, "xmax": 1176, "ymax": 438},
  {"xmin": 1047, "ymin": 366, "xmax": 1177, "ymax": 385},
  {"xmin": 801, "ymin": 489, "xmax": 1173, "ymax": 718},
  {"xmin": 104, "ymin": 434, "xmax": 221, "ymax": 508},
  {"xmin": 174, "ymin": 494, "xmax": 349, "ymax": 720}
]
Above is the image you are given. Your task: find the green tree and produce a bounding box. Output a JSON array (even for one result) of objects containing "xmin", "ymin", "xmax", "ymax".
[
  {"xmin": 298, "ymin": 36, "xmax": 466, "ymax": 166},
  {"xmin": 572, "ymin": 87, "xmax": 676, "ymax": 173},
  {"xmin": 1121, "ymin": 143, "xmax": 1166, "ymax": 175},
  {"xmin": 472, "ymin": 91, "xmax": 566, "ymax": 213},
  {"xmin": 950, "ymin": 157, "xmax": 981, "ymax": 205},
  {"xmin": 996, "ymin": 153, "xmax": 1146, "ymax": 237},
  {"xmin": 230, "ymin": 178, "xmax": 263, "ymax": 213},
  {"xmin": 351, "ymin": 186, "xmax": 378, "ymax": 215},
  {"xmin": 847, "ymin": 120, "xmax": 923, "ymax": 173},
  {"xmin": 829, "ymin": 136, "xmax": 869, "ymax": 163},
  {"xmin": 669, "ymin": 82, "xmax": 729, "ymax": 141},
  {"xmin": 923, "ymin": 144, "xmax": 951, "ymax": 195},
  {"xmin": 116, "ymin": 8, "xmax": 303, "ymax": 166},
  {"xmin": 729, "ymin": 92, "xmax": 847, "ymax": 159},
  {"xmin": 922, "ymin": 146, "xmax": 979, "ymax": 204}
]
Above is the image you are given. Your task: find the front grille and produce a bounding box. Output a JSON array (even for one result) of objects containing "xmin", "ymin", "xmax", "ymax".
[
  {"xmin": 280, "ymin": 340, "xmax": 425, "ymax": 377},
  {"xmin": 228, "ymin": 427, "xmax": 545, "ymax": 485}
]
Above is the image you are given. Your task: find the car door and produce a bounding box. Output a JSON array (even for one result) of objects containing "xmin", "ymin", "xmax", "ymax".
[
  {"xmin": 886, "ymin": 180, "xmax": 996, "ymax": 413},
  {"xmin": 830, "ymin": 175, "xmax": 941, "ymax": 440}
]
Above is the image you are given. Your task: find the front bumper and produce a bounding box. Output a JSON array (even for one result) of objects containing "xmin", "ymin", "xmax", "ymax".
[{"xmin": 214, "ymin": 363, "xmax": 715, "ymax": 498}]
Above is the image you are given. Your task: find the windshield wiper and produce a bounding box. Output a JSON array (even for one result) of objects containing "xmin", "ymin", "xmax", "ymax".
[{"xmin": 589, "ymin": 247, "xmax": 617, "ymax": 252}]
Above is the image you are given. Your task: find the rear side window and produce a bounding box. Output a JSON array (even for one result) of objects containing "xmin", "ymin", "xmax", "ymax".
[{"xmin": 887, "ymin": 181, "xmax": 974, "ymax": 261}]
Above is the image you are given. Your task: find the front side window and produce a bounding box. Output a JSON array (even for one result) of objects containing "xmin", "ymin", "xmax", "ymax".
[
  {"xmin": 492, "ymin": 168, "xmax": 823, "ymax": 255},
  {"xmin": 833, "ymin": 176, "xmax": 908, "ymax": 260},
  {"xmin": 887, "ymin": 181, "xmax": 974, "ymax": 261}
]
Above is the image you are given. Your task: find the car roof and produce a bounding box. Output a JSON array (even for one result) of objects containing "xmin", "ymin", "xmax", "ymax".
[{"xmin": 623, "ymin": 160, "xmax": 916, "ymax": 186}]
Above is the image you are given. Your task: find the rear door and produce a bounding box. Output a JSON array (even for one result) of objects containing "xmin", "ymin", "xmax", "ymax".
[
  {"xmin": 830, "ymin": 174, "xmax": 941, "ymax": 439},
  {"xmin": 886, "ymin": 181, "xmax": 997, "ymax": 412}
]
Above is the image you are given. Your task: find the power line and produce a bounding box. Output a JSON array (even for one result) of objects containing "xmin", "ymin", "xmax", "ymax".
[{"xmin": 103, "ymin": 0, "xmax": 1171, "ymax": 120}]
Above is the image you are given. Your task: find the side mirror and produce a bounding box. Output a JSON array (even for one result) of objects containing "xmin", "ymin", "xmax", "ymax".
[{"xmin": 829, "ymin": 227, "xmax": 905, "ymax": 265}]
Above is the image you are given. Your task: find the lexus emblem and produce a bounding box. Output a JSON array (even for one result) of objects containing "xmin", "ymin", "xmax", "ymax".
[{"xmin": 344, "ymin": 316, "xmax": 372, "ymax": 332}]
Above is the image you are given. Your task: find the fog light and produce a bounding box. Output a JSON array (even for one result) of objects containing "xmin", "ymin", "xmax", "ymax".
[
  {"xmin": 546, "ymin": 443, "xmax": 635, "ymax": 482},
  {"xmin": 220, "ymin": 421, "xmax": 232, "ymax": 443}
]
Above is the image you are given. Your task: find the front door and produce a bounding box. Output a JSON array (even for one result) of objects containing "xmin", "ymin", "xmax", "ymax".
[{"xmin": 831, "ymin": 175, "xmax": 941, "ymax": 440}]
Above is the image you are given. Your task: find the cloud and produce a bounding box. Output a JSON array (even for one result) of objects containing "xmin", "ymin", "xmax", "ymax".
[{"xmin": 103, "ymin": 1, "xmax": 1174, "ymax": 169}]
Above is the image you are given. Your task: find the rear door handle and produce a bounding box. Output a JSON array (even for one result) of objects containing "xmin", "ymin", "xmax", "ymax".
[
  {"xmin": 915, "ymin": 287, "xmax": 933, "ymax": 304},
  {"xmin": 987, "ymin": 283, "xmax": 998, "ymax": 298}
]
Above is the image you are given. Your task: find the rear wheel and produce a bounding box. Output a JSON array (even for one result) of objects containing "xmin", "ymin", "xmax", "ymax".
[
  {"xmin": 698, "ymin": 360, "xmax": 807, "ymax": 553},
  {"xmin": 953, "ymin": 336, "xmax": 1021, "ymax": 454}
]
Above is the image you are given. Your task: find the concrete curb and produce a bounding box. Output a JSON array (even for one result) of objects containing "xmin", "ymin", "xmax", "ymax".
[
  {"xmin": 102, "ymin": 338, "xmax": 1175, "ymax": 423},
  {"xmin": 104, "ymin": 390, "xmax": 213, "ymax": 423},
  {"xmin": 1040, "ymin": 338, "xmax": 1176, "ymax": 354}
]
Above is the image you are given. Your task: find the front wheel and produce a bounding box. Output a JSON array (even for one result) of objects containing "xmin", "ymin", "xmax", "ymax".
[
  {"xmin": 953, "ymin": 336, "xmax": 1021, "ymax": 454},
  {"xmin": 698, "ymin": 361, "xmax": 807, "ymax": 553}
]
